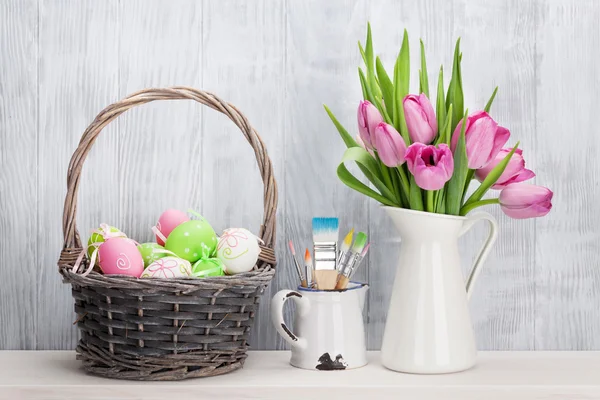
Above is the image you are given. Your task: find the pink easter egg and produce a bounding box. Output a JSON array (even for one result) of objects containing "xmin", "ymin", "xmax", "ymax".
[
  {"xmin": 98, "ymin": 238, "xmax": 144, "ymax": 277},
  {"xmin": 156, "ymin": 209, "xmax": 189, "ymax": 246}
]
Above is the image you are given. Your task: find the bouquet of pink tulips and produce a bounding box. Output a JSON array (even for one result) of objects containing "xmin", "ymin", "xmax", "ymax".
[{"xmin": 325, "ymin": 25, "xmax": 553, "ymax": 219}]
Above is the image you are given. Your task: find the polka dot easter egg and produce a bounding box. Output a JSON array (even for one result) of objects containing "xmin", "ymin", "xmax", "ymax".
[
  {"xmin": 141, "ymin": 256, "xmax": 192, "ymax": 279},
  {"xmin": 87, "ymin": 225, "xmax": 126, "ymax": 259},
  {"xmin": 98, "ymin": 238, "xmax": 144, "ymax": 277},
  {"xmin": 155, "ymin": 209, "xmax": 189, "ymax": 246},
  {"xmin": 192, "ymin": 258, "xmax": 225, "ymax": 278},
  {"xmin": 137, "ymin": 242, "xmax": 167, "ymax": 267},
  {"xmin": 216, "ymin": 228, "xmax": 261, "ymax": 275},
  {"xmin": 165, "ymin": 219, "xmax": 217, "ymax": 263}
]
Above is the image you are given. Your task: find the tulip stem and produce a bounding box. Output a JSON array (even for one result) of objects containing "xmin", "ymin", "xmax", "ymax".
[
  {"xmin": 395, "ymin": 166, "xmax": 411, "ymax": 196},
  {"xmin": 459, "ymin": 198, "xmax": 499, "ymax": 216},
  {"xmin": 426, "ymin": 190, "xmax": 435, "ymax": 212}
]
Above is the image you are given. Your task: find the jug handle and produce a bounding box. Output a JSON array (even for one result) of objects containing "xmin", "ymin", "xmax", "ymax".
[
  {"xmin": 459, "ymin": 211, "xmax": 498, "ymax": 299},
  {"xmin": 271, "ymin": 290, "xmax": 309, "ymax": 349}
]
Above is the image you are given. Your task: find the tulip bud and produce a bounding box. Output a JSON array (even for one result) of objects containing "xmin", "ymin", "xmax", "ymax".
[
  {"xmin": 451, "ymin": 111, "xmax": 510, "ymax": 169},
  {"xmin": 357, "ymin": 100, "xmax": 383, "ymax": 149},
  {"xmin": 475, "ymin": 148, "xmax": 535, "ymax": 189},
  {"xmin": 356, "ymin": 134, "xmax": 375, "ymax": 157},
  {"xmin": 403, "ymin": 94, "xmax": 438, "ymax": 144},
  {"xmin": 405, "ymin": 143, "xmax": 454, "ymax": 190},
  {"xmin": 499, "ymin": 183, "xmax": 553, "ymax": 219},
  {"xmin": 373, "ymin": 123, "xmax": 407, "ymax": 167}
]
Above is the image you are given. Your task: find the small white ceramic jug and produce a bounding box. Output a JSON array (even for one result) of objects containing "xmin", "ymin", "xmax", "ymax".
[{"xmin": 271, "ymin": 282, "xmax": 369, "ymax": 370}]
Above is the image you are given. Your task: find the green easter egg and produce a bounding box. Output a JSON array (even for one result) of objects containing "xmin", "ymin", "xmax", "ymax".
[
  {"xmin": 192, "ymin": 258, "xmax": 225, "ymax": 278},
  {"xmin": 137, "ymin": 242, "xmax": 167, "ymax": 267},
  {"xmin": 165, "ymin": 219, "xmax": 217, "ymax": 262},
  {"xmin": 87, "ymin": 226, "xmax": 123, "ymax": 259}
]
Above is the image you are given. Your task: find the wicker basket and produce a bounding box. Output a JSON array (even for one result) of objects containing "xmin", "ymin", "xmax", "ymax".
[{"xmin": 57, "ymin": 87, "xmax": 278, "ymax": 381}]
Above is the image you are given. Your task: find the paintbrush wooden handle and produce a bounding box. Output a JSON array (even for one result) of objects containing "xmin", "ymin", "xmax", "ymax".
[
  {"xmin": 335, "ymin": 275, "xmax": 350, "ymax": 290},
  {"xmin": 315, "ymin": 270, "xmax": 338, "ymax": 290}
]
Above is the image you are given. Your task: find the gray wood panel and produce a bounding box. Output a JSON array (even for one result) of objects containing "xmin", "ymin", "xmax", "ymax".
[
  {"xmin": 36, "ymin": 0, "xmax": 121, "ymax": 349},
  {"xmin": 0, "ymin": 0, "xmax": 38, "ymax": 349},
  {"xmin": 534, "ymin": 0, "xmax": 600, "ymax": 350},
  {"xmin": 0, "ymin": 0, "xmax": 598, "ymax": 351}
]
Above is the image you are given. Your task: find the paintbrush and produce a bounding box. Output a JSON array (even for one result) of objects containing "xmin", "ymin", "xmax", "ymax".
[
  {"xmin": 312, "ymin": 217, "xmax": 339, "ymax": 290},
  {"xmin": 304, "ymin": 248, "xmax": 314, "ymax": 288},
  {"xmin": 337, "ymin": 228, "xmax": 354, "ymax": 270},
  {"xmin": 336, "ymin": 232, "xmax": 368, "ymax": 290},
  {"xmin": 288, "ymin": 240, "xmax": 306, "ymax": 287}
]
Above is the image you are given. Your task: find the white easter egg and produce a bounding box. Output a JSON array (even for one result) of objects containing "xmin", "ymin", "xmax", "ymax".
[
  {"xmin": 141, "ymin": 256, "xmax": 192, "ymax": 279},
  {"xmin": 216, "ymin": 228, "xmax": 261, "ymax": 275}
]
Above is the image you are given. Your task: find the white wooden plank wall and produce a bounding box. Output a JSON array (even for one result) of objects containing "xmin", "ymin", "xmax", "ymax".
[{"xmin": 0, "ymin": 0, "xmax": 597, "ymax": 350}]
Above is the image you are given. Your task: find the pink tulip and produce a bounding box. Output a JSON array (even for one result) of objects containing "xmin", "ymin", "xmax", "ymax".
[
  {"xmin": 373, "ymin": 123, "xmax": 407, "ymax": 167},
  {"xmin": 403, "ymin": 94, "xmax": 438, "ymax": 144},
  {"xmin": 357, "ymin": 100, "xmax": 383, "ymax": 149},
  {"xmin": 499, "ymin": 183, "xmax": 553, "ymax": 219},
  {"xmin": 405, "ymin": 143, "xmax": 454, "ymax": 190},
  {"xmin": 355, "ymin": 134, "xmax": 375, "ymax": 157},
  {"xmin": 475, "ymin": 148, "xmax": 535, "ymax": 189},
  {"xmin": 451, "ymin": 111, "xmax": 510, "ymax": 169}
]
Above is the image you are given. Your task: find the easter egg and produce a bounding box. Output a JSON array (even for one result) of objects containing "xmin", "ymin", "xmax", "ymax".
[
  {"xmin": 192, "ymin": 258, "xmax": 225, "ymax": 278},
  {"xmin": 87, "ymin": 225, "xmax": 125, "ymax": 259},
  {"xmin": 156, "ymin": 209, "xmax": 189, "ymax": 246},
  {"xmin": 165, "ymin": 219, "xmax": 217, "ymax": 262},
  {"xmin": 141, "ymin": 256, "xmax": 192, "ymax": 279},
  {"xmin": 137, "ymin": 242, "xmax": 167, "ymax": 267},
  {"xmin": 98, "ymin": 238, "xmax": 144, "ymax": 277},
  {"xmin": 216, "ymin": 228, "xmax": 261, "ymax": 275}
]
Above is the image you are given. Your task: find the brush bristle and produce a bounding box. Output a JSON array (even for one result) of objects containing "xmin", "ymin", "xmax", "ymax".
[
  {"xmin": 341, "ymin": 228, "xmax": 354, "ymax": 252},
  {"xmin": 304, "ymin": 248, "xmax": 312, "ymax": 264},
  {"xmin": 361, "ymin": 242, "xmax": 371, "ymax": 257},
  {"xmin": 352, "ymin": 232, "xmax": 368, "ymax": 253},
  {"xmin": 288, "ymin": 240, "xmax": 296, "ymax": 255},
  {"xmin": 312, "ymin": 217, "xmax": 339, "ymax": 242}
]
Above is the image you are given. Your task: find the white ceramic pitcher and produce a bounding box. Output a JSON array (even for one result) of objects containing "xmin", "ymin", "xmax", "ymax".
[
  {"xmin": 271, "ymin": 282, "xmax": 369, "ymax": 370},
  {"xmin": 380, "ymin": 207, "xmax": 498, "ymax": 374}
]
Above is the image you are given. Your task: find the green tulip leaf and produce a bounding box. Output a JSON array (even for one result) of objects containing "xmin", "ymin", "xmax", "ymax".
[
  {"xmin": 420, "ymin": 39, "xmax": 430, "ymax": 97},
  {"xmin": 358, "ymin": 41, "xmax": 367, "ymax": 66},
  {"xmin": 463, "ymin": 142, "xmax": 520, "ymax": 208},
  {"xmin": 446, "ymin": 38, "xmax": 464, "ymax": 131},
  {"xmin": 436, "ymin": 66, "xmax": 446, "ymax": 138},
  {"xmin": 484, "ymin": 86, "xmax": 498, "ymax": 113},
  {"xmin": 365, "ymin": 23, "xmax": 382, "ymax": 100},
  {"xmin": 446, "ymin": 109, "xmax": 469, "ymax": 215},
  {"xmin": 337, "ymin": 148, "xmax": 399, "ymax": 207},
  {"xmin": 323, "ymin": 105, "xmax": 358, "ymax": 149},
  {"xmin": 393, "ymin": 29, "xmax": 410, "ymax": 144},
  {"xmin": 376, "ymin": 56, "xmax": 396, "ymax": 125},
  {"xmin": 409, "ymin": 175, "xmax": 424, "ymax": 211}
]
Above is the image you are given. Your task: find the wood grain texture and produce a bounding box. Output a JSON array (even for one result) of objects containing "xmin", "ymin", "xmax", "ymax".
[
  {"xmin": 36, "ymin": 0, "xmax": 120, "ymax": 349},
  {"xmin": 200, "ymin": 0, "xmax": 286, "ymax": 349},
  {"xmin": 0, "ymin": 0, "xmax": 38, "ymax": 349},
  {"xmin": 0, "ymin": 0, "xmax": 598, "ymax": 351},
  {"xmin": 284, "ymin": 0, "xmax": 370, "ymax": 349},
  {"xmin": 534, "ymin": 0, "xmax": 600, "ymax": 350}
]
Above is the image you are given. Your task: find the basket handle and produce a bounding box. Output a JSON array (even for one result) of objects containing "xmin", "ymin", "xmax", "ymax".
[{"xmin": 61, "ymin": 87, "xmax": 277, "ymax": 257}]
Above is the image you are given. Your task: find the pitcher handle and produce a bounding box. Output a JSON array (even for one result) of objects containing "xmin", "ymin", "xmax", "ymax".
[
  {"xmin": 459, "ymin": 211, "xmax": 498, "ymax": 299},
  {"xmin": 271, "ymin": 290, "xmax": 310, "ymax": 349}
]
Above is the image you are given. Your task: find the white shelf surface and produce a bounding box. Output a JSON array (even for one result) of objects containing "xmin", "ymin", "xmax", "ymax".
[{"xmin": 0, "ymin": 351, "xmax": 599, "ymax": 399}]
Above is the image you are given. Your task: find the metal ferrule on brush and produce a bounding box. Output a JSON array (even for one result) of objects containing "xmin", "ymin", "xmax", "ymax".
[
  {"xmin": 340, "ymin": 251, "xmax": 360, "ymax": 278},
  {"xmin": 313, "ymin": 242, "xmax": 337, "ymax": 270}
]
